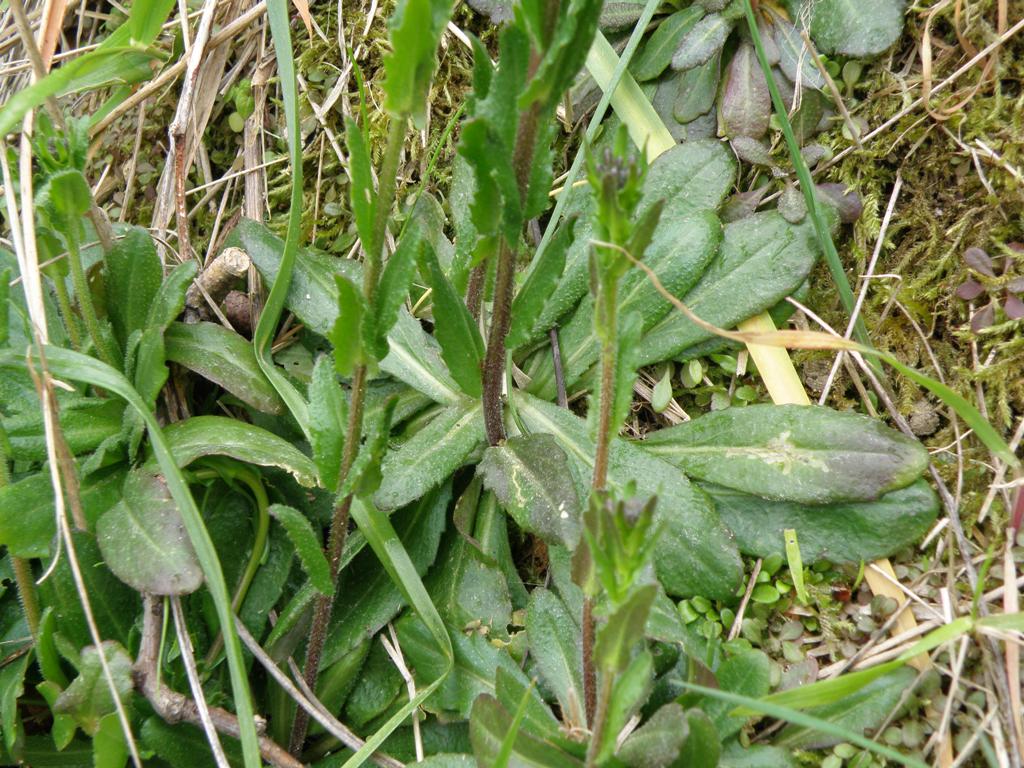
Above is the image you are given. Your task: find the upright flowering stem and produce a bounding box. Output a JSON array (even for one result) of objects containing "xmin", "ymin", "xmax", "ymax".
[{"xmin": 290, "ymin": 117, "xmax": 407, "ymax": 756}]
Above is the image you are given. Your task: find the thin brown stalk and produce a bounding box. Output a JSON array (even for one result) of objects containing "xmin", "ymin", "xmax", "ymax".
[
  {"xmin": 466, "ymin": 262, "xmax": 485, "ymax": 321},
  {"xmin": 136, "ymin": 597, "xmax": 302, "ymax": 768},
  {"xmin": 482, "ymin": 99, "xmax": 544, "ymax": 446},
  {"xmin": 11, "ymin": 557, "xmax": 40, "ymax": 639},
  {"xmin": 591, "ymin": 280, "xmax": 617, "ymax": 490},
  {"xmin": 171, "ymin": 597, "xmax": 231, "ymax": 768},
  {"xmin": 291, "ymin": 116, "xmax": 407, "ymax": 755},
  {"xmin": 583, "ymin": 674, "xmax": 613, "ymax": 767},
  {"xmin": 233, "ymin": 618, "xmax": 403, "ymax": 768}
]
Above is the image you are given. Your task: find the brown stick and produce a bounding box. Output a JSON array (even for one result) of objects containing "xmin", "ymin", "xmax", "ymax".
[
  {"xmin": 135, "ymin": 596, "xmax": 303, "ymax": 768},
  {"xmin": 184, "ymin": 247, "xmax": 251, "ymax": 322}
]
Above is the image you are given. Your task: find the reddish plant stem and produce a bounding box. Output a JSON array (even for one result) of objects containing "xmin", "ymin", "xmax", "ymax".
[
  {"xmin": 291, "ymin": 117, "xmax": 406, "ymax": 756},
  {"xmin": 482, "ymin": 100, "xmax": 542, "ymax": 446}
]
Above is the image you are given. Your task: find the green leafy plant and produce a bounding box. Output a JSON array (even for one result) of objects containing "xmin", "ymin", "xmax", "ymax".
[{"xmin": 2, "ymin": 0, "xmax": 1017, "ymax": 766}]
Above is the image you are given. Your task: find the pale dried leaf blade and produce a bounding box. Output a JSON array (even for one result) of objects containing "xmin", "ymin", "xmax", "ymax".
[{"xmin": 291, "ymin": 0, "xmax": 314, "ymax": 37}]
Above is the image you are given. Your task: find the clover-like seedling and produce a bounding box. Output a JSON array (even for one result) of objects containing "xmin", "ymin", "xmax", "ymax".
[{"xmin": 955, "ymin": 243, "xmax": 1024, "ymax": 332}]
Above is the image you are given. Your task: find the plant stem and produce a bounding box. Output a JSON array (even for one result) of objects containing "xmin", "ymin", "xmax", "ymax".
[
  {"xmin": 482, "ymin": 102, "xmax": 543, "ymax": 446},
  {"xmin": 51, "ymin": 275, "xmax": 83, "ymax": 350},
  {"xmin": 584, "ymin": 673, "xmax": 613, "ymax": 766},
  {"xmin": 0, "ymin": 442, "xmax": 38, "ymax": 640},
  {"xmin": 592, "ymin": 278, "xmax": 618, "ymax": 491},
  {"xmin": 65, "ymin": 237, "xmax": 116, "ymax": 367},
  {"xmin": 290, "ymin": 117, "xmax": 407, "ymax": 756},
  {"xmin": 482, "ymin": 239, "xmax": 516, "ymax": 445},
  {"xmin": 582, "ymin": 275, "xmax": 618, "ymax": 726}
]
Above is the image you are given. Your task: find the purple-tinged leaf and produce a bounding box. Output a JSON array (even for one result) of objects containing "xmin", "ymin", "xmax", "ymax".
[
  {"xmin": 674, "ymin": 50, "xmax": 721, "ymax": 123},
  {"xmin": 1007, "ymin": 276, "xmax": 1024, "ymax": 294},
  {"xmin": 771, "ymin": 12, "xmax": 826, "ymax": 91},
  {"xmin": 96, "ymin": 470, "xmax": 203, "ymax": 596},
  {"xmin": 731, "ymin": 136, "xmax": 775, "ymax": 167},
  {"xmin": 721, "ymin": 187, "xmax": 769, "ymax": 223},
  {"xmin": 800, "ymin": 143, "xmax": 833, "ymax": 169},
  {"xmin": 963, "ymin": 246, "xmax": 995, "ymax": 277},
  {"xmin": 1005, "ymin": 293, "xmax": 1024, "ymax": 320},
  {"xmin": 816, "ymin": 183, "xmax": 863, "ymax": 224},
  {"xmin": 971, "ymin": 303, "xmax": 996, "ymax": 332},
  {"xmin": 955, "ymin": 279, "xmax": 985, "ymax": 301},
  {"xmin": 720, "ymin": 42, "xmax": 770, "ymax": 139}
]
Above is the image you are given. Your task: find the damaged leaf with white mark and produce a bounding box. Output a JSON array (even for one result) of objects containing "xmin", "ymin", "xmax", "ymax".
[
  {"xmin": 478, "ymin": 433, "xmax": 582, "ymax": 548},
  {"xmin": 640, "ymin": 404, "xmax": 929, "ymax": 504}
]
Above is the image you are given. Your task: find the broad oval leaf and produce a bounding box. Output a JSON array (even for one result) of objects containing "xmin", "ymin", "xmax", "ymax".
[
  {"xmin": 705, "ymin": 478, "xmax": 938, "ymax": 563},
  {"xmin": 632, "ymin": 7, "xmax": 704, "ymax": 81},
  {"xmin": 374, "ymin": 402, "xmax": 485, "ymax": 510},
  {"xmin": 478, "ymin": 434, "xmax": 582, "ymax": 548},
  {"xmin": 96, "ymin": 470, "xmax": 203, "ymax": 595},
  {"xmin": 164, "ymin": 321, "xmax": 285, "ymax": 414},
  {"xmin": 720, "ymin": 42, "xmax": 770, "ymax": 139},
  {"xmin": 156, "ymin": 415, "xmax": 318, "ymax": 487},
  {"xmin": 523, "ymin": 140, "xmax": 735, "ymax": 349},
  {"xmin": 234, "ymin": 218, "xmax": 361, "ymax": 337},
  {"xmin": 639, "ymin": 211, "xmax": 819, "ymax": 366},
  {"xmin": 514, "ymin": 393, "xmax": 742, "ymax": 599},
  {"xmin": 671, "ymin": 13, "xmax": 733, "ymax": 71},
  {"xmin": 799, "ymin": 0, "xmax": 906, "ymax": 58},
  {"xmin": 641, "ymin": 404, "xmax": 929, "ymax": 504}
]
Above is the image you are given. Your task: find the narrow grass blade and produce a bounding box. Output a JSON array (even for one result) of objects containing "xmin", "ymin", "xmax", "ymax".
[
  {"xmin": 740, "ymin": 0, "xmax": 870, "ymax": 352},
  {"xmin": 680, "ymin": 682, "xmax": 929, "ymax": 768},
  {"xmin": 783, "ymin": 529, "xmax": 808, "ymax": 604},
  {"xmin": 254, "ymin": 0, "xmax": 312, "ymax": 440},
  {"xmin": 345, "ymin": 497, "xmax": 453, "ymax": 766},
  {"xmin": 874, "ymin": 350, "xmax": 1019, "ymax": 469},
  {"xmin": 752, "ymin": 616, "xmax": 974, "ymax": 713},
  {"xmin": 0, "ymin": 347, "xmax": 262, "ymax": 767}
]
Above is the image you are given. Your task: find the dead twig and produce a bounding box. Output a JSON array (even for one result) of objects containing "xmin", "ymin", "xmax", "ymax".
[{"xmin": 135, "ymin": 596, "xmax": 302, "ymax": 768}]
